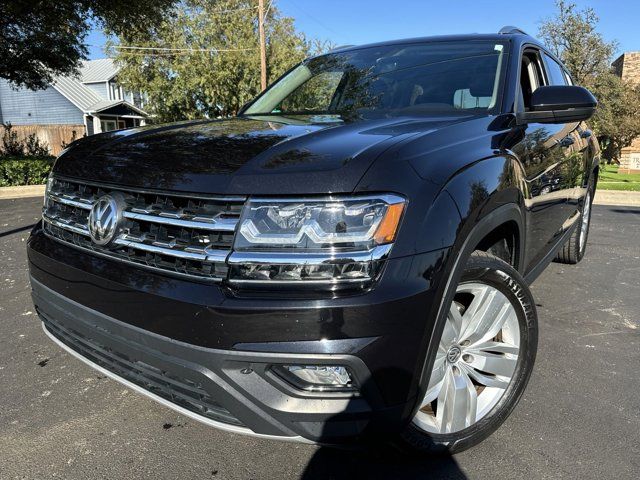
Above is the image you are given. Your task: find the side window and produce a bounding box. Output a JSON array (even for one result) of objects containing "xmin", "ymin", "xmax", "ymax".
[
  {"xmin": 563, "ymin": 70, "xmax": 574, "ymax": 85},
  {"xmin": 543, "ymin": 53, "xmax": 569, "ymax": 86},
  {"xmin": 519, "ymin": 50, "xmax": 546, "ymax": 111}
]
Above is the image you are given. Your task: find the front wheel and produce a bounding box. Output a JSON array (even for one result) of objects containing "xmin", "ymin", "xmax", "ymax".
[{"xmin": 398, "ymin": 252, "xmax": 538, "ymax": 454}]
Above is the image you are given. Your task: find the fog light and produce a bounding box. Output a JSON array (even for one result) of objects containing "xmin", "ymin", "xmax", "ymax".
[{"xmin": 273, "ymin": 365, "xmax": 356, "ymax": 391}]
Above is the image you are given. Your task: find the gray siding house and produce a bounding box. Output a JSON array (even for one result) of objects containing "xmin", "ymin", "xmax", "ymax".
[{"xmin": 0, "ymin": 59, "xmax": 148, "ymax": 153}]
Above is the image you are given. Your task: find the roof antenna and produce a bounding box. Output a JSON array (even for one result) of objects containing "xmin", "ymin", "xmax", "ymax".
[{"xmin": 498, "ymin": 26, "xmax": 528, "ymax": 35}]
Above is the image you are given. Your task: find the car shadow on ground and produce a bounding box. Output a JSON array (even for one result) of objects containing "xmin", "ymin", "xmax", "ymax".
[
  {"xmin": 297, "ymin": 365, "xmax": 467, "ymax": 479},
  {"xmin": 300, "ymin": 444, "xmax": 466, "ymax": 479},
  {"xmin": 609, "ymin": 208, "xmax": 640, "ymax": 215},
  {"xmin": 0, "ymin": 223, "xmax": 36, "ymax": 238}
]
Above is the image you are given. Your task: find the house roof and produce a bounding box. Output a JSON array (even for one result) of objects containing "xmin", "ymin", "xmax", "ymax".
[
  {"xmin": 89, "ymin": 99, "xmax": 147, "ymax": 116},
  {"xmin": 79, "ymin": 58, "xmax": 119, "ymax": 83},
  {"xmin": 51, "ymin": 61, "xmax": 147, "ymax": 117},
  {"xmin": 52, "ymin": 75, "xmax": 104, "ymax": 112}
]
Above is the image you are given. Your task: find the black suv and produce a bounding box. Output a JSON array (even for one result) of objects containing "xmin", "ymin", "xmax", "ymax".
[{"xmin": 28, "ymin": 27, "xmax": 598, "ymax": 453}]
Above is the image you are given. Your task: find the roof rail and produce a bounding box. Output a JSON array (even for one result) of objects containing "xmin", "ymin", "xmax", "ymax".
[
  {"xmin": 498, "ymin": 26, "xmax": 528, "ymax": 35},
  {"xmin": 330, "ymin": 44, "xmax": 356, "ymax": 52}
]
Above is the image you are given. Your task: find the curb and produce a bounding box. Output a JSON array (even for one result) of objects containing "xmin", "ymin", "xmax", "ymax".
[
  {"xmin": 593, "ymin": 190, "xmax": 640, "ymax": 207},
  {"xmin": 0, "ymin": 184, "xmax": 45, "ymax": 200}
]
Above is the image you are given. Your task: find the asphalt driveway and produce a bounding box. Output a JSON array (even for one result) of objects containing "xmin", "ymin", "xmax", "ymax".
[{"xmin": 1, "ymin": 197, "xmax": 638, "ymax": 479}]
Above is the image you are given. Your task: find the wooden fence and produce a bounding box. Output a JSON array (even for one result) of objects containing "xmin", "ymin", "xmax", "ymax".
[{"xmin": 8, "ymin": 124, "xmax": 86, "ymax": 156}]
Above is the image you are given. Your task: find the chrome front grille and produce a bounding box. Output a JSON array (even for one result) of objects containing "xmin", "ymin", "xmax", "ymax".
[{"xmin": 42, "ymin": 177, "xmax": 245, "ymax": 281}]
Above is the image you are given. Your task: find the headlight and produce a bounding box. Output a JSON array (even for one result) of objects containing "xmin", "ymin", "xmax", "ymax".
[
  {"xmin": 43, "ymin": 174, "xmax": 54, "ymax": 207},
  {"xmin": 228, "ymin": 194, "xmax": 406, "ymax": 287},
  {"xmin": 235, "ymin": 194, "xmax": 405, "ymax": 251}
]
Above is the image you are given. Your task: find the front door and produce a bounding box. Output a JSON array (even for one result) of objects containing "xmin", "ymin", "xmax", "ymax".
[{"xmin": 511, "ymin": 48, "xmax": 584, "ymax": 271}]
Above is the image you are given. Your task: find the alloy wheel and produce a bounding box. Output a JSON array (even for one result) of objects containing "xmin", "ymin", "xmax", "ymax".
[
  {"xmin": 579, "ymin": 191, "xmax": 591, "ymax": 254},
  {"xmin": 413, "ymin": 282, "xmax": 520, "ymax": 434}
]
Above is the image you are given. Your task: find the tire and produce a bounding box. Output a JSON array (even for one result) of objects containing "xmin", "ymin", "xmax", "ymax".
[
  {"xmin": 555, "ymin": 177, "xmax": 595, "ymax": 264},
  {"xmin": 398, "ymin": 251, "xmax": 538, "ymax": 455}
]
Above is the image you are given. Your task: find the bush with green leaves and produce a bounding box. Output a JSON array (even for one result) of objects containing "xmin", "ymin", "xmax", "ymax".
[
  {"xmin": 1, "ymin": 123, "xmax": 54, "ymax": 185},
  {"xmin": 1, "ymin": 123, "xmax": 24, "ymax": 156},
  {"xmin": 1, "ymin": 123, "xmax": 52, "ymax": 157},
  {"xmin": 24, "ymin": 133, "xmax": 51, "ymax": 157},
  {"xmin": 0, "ymin": 156, "xmax": 53, "ymax": 187}
]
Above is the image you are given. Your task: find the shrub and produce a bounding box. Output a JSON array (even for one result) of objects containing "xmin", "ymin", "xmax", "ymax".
[
  {"xmin": 1, "ymin": 123, "xmax": 23, "ymax": 156},
  {"xmin": 60, "ymin": 130, "xmax": 79, "ymax": 150},
  {"xmin": 24, "ymin": 133, "xmax": 51, "ymax": 157},
  {"xmin": 0, "ymin": 157, "xmax": 53, "ymax": 187}
]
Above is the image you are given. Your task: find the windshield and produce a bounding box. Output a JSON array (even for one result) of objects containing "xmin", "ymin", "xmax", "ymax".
[{"xmin": 244, "ymin": 41, "xmax": 507, "ymax": 119}]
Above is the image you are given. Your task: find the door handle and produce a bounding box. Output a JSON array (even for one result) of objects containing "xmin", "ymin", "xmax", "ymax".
[
  {"xmin": 580, "ymin": 129, "xmax": 592, "ymax": 139},
  {"xmin": 559, "ymin": 136, "xmax": 575, "ymax": 147}
]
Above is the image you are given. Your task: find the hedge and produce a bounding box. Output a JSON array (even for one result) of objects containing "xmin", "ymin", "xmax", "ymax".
[{"xmin": 0, "ymin": 156, "xmax": 54, "ymax": 187}]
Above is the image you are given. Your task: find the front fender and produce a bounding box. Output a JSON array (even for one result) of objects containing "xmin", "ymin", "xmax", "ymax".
[
  {"xmin": 406, "ymin": 156, "xmax": 528, "ymax": 412},
  {"xmin": 419, "ymin": 155, "xmax": 526, "ymax": 269}
]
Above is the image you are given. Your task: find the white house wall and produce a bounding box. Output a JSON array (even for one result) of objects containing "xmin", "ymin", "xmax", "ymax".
[{"xmin": 84, "ymin": 82, "xmax": 110, "ymax": 100}]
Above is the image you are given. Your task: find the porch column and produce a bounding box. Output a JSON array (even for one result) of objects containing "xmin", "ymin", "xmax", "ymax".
[{"xmin": 92, "ymin": 116, "xmax": 102, "ymax": 134}]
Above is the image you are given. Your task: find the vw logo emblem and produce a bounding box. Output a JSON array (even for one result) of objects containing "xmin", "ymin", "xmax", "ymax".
[
  {"xmin": 446, "ymin": 345, "xmax": 462, "ymax": 363},
  {"xmin": 88, "ymin": 194, "xmax": 123, "ymax": 246}
]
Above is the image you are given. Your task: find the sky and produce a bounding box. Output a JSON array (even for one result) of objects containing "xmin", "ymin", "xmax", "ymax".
[{"xmin": 85, "ymin": 0, "xmax": 639, "ymax": 60}]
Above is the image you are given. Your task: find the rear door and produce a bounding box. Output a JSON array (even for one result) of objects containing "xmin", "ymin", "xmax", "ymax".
[{"xmin": 546, "ymin": 59, "xmax": 595, "ymax": 218}]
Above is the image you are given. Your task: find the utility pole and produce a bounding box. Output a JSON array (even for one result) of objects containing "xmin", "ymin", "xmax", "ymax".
[{"xmin": 258, "ymin": 0, "xmax": 267, "ymax": 91}]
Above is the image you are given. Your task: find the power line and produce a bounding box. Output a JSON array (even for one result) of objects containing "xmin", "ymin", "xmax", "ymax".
[
  {"xmin": 215, "ymin": 5, "xmax": 259, "ymax": 14},
  {"xmin": 89, "ymin": 2, "xmax": 272, "ymax": 58},
  {"xmin": 109, "ymin": 51, "xmax": 256, "ymax": 57},
  {"xmin": 282, "ymin": 0, "xmax": 340, "ymax": 36},
  {"xmin": 264, "ymin": 0, "xmax": 274, "ymax": 19},
  {"xmin": 112, "ymin": 45, "xmax": 256, "ymax": 53}
]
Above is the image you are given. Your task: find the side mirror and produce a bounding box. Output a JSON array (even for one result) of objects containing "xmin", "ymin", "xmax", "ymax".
[{"xmin": 517, "ymin": 85, "xmax": 597, "ymax": 124}]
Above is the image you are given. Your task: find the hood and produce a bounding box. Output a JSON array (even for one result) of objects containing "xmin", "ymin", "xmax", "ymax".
[{"xmin": 54, "ymin": 114, "xmax": 477, "ymax": 195}]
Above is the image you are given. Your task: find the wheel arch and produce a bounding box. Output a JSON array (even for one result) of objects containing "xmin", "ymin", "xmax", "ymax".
[
  {"xmin": 409, "ymin": 155, "xmax": 528, "ymax": 421},
  {"xmin": 410, "ymin": 203, "xmax": 526, "ymax": 418}
]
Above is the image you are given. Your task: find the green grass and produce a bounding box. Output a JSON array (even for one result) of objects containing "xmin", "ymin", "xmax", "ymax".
[
  {"xmin": 598, "ymin": 164, "xmax": 640, "ymax": 191},
  {"xmin": 597, "ymin": 182, "xmax": 640, "ymax": 191},
  {"xmin": 600, "ymin": 164, "xmax": 640, "ymax": 181}
]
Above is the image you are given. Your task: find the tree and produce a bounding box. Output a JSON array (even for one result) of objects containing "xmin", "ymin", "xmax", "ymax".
[
  {"xmin": 539, "ymin": 1, "xmax": 640, "ymax": 162},
  {"xmin": 538, "ymin": 0, "xmax": 617, "ymax": 87},
  {"xmin": 589, "ymin": 74, "xmax": 640, "ymax": 162},
  {"xmin": 109, "ymin": 0, "xmax": 315, "ymax": 122},
  {"xmin": 0, "ymin": 0, "xmax": 175, "ymax": 90}
]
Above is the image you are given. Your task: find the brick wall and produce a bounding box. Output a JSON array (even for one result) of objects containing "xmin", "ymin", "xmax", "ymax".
[
  {"xmin": 615, "ymin": 52, "xmax": 640, "ymax": 84},
  {"xmin": 613, "ymin": 52, "xmax": 640, "ymax": 172}
]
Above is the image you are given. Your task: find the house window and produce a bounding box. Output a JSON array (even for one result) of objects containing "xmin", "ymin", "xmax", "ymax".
[
  {"xmin": 100, "ymin": 119, "xmax": 117, "ymax": 132},
  {"xmin": 109, "ymin": 82, "xmax": 122, "ymax": 101}
]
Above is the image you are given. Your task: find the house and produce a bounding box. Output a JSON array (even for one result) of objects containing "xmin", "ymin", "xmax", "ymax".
[
  {"xmin": 612, "ymin": 51, "xmax": 640, "ymax": 173},
  {"xmin": 0, "ymin": 59, "xmax": 148, "ymax": 155}
]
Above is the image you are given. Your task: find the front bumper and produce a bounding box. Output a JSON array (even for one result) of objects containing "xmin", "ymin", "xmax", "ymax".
[{"xmin": 28, "ymin": 224, "xmax": 451, "ymax": 442}]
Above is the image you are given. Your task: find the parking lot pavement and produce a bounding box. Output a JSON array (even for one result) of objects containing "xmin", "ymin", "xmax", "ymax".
[{"xmin": 0, "ymin": 197, "xmax": 638, "ymax": 480}]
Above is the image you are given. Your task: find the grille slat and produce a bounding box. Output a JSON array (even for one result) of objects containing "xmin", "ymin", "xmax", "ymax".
[
  {"xmin": 122, "ymin": 210, "xmax": 238, "ymax": 232},
  {"xmin": 43, "ymin": 177, "xmax": 244, "ymax": 282}
]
